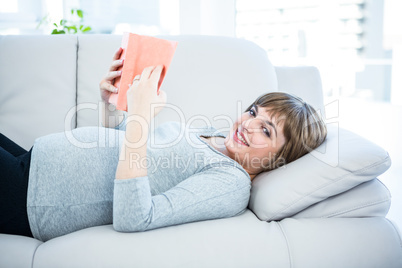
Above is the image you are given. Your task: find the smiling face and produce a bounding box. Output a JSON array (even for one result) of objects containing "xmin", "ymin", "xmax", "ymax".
[
  {"xmin": 224, "ymin": 104, "xmax": 287, "ymax": 177},
  {"xmin": 223, "ymin": 92, "xmax": 327, "ymax": 179}
]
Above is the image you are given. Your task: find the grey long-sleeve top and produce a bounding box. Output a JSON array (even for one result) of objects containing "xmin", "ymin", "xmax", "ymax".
[{"xmin": 27, "ymin": 121, "xmax": 251, "ymax": 241}]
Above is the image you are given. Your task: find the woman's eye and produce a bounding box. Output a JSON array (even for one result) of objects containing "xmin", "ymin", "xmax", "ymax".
[
  {"xmin": 263, "ymin": 127, "xmax": 271, "ymax": 138},
  {"xmin": 248, "ymin": 108, "xmax": 270, "ymax": 137}
]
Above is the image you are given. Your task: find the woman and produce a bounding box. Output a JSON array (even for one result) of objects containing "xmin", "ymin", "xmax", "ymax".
[{"xmin": 0, "ymin": 48, "xmax": 327, "ymax": 241}]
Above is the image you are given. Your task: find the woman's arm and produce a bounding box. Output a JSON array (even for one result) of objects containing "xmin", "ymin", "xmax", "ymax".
[
  {"xmin": 115, "ymin": 65, "xmax": 166, "ymax": 180},
  {"xmin": 113, "ymin": 166, "xmax": 251, "ymax": 232},
  {"xmin": 112, "ymin": 66, "xmax": 249, "ymax": 232},
  {"xmin": 99, "ymin": 47, "xmax": 126, "ymax": 128}
]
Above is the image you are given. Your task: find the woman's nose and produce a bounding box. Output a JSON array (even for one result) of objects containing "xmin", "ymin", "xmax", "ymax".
[{"xmin": 241, "ymin": 118, "xmax": 261, "ymax": 133}]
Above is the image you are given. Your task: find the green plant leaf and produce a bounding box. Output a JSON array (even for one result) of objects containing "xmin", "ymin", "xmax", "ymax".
[
  {"xmin": 52, "ymin": 29, "xmax": 66, "ymax": 34},
  {"xmin": 77, "ymin": 9, "xmax": 83, "ymax": 19},
  {"xmin": 44, "ymin": 8, "xmax": 91, "ymax": 35},
  {"xmin": 68, "ymin": 25, "xmax": 77, "ymax": 34},
  {"xmin": 82, "ymin": 26, "xmax": 91, "ymax": 33}
]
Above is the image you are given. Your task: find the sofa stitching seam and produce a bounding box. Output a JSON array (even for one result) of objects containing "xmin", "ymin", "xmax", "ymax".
[
  {"xmin": 276, "ymin": 221, "xmax": 293, "ymax": 268},
  {"xmin": 322, "ymin": 198, "xmax": 390, "ymax": 218},
  {"xmin": 268, "ymin": 155, "xmax": 391, "ymax": 220},
  {"xmin": 385, "ymin": 218, "xmax": 402, "ymax": 248},
  {"xmin": 376, "ymin": 178, "xmax": 392, "ymax": 197},
  {"xmin": 31, "ymin": 242, "xmax": 41, "ymax": 268},
  {"xmin": 75, "ymin": 35, "xmax": 79, "ymax": 128}
]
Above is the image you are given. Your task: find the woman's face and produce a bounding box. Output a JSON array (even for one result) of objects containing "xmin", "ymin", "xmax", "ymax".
[{"xmin": 224, "ymin": 105, "xmax": 286, "ymax": 176}]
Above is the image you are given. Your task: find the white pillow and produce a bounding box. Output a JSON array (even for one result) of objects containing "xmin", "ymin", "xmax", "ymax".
[{"xmin": 249, "ymin": 124, "xmax": 392, "ymax": 221}]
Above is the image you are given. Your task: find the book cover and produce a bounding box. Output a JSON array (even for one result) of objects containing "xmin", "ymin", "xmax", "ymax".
[{"xmin": 110, "ymin": 32, "xmax": 178, "ymax": 111}]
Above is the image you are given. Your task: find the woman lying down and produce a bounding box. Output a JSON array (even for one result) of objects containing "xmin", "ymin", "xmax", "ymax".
[{"xmin": 0, "ymin": 48, "xmax": 327, "ymax": 241}]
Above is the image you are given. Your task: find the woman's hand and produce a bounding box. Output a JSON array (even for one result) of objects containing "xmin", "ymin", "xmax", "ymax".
[
  {"xmin": 99, "ymin": 47, "xmax": 125, "ymax": 128},
  {"xmin": 116, "ymin": 66, "xmax": 166, "ymax": 180},
  {"xmin": 126, "ymin": 65, "xmax": 167, "ymax": 120},
  {"xmin": 99, "ymin": 47, "xmax": 124, "ymax": 104}
]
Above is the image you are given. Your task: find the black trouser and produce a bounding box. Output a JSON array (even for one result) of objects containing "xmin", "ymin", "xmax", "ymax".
[{"xmin": 0, "ymin": 133, "xmax": 33, "ymax": 237}]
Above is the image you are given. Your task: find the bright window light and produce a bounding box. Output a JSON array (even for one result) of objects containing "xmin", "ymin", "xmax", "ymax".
[
  {"xmin": 235, "ymin": 0, "xmax": 396, "ymax": 102},
  {"xmin": 43, "ymin": 0, "xmax": 63, "ymax": 22},
  {"xmin": 0, "ymin": 0, "xmax": 18, "ymax": 13}
]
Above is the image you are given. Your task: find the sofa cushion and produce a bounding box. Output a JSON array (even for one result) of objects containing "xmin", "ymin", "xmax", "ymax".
[
  {"xmin": 32, "ymin": 210, "xmax": 291, "ymax": 268},
  {"xmin": 292, "ymin": 178, "xmax": 391, "ymax": 218},
  {"xmin": 275, "ymin": 66, "xmax": 325, "ymax": 117},
  {"xmin": 249, "ymin": 124, "xmax": 392, "ymax": 221},
  {"xmin": 29, "ymin": 211, "xmax": 402, "ymax": 268},
  {"xmin": 0, "ymin": 35, "xmax": 78, "ymax": 150},
  {"xmin": 76, "ymin": 34, "xmax": 122, "ymax": 127},
  {"xmin": 277, "ymin": 217, "xmax": 402, "ymax": 267},
  {"xmin": 0, "ymin": 234, "xmax": 42, "ymax": 268},
  {"xmin": 29, "ymin": 214, "xmax": 402, "ymax": 268}
]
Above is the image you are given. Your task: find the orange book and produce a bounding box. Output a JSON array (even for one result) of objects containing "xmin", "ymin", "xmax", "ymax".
[{"xmin": 110, "ymin": 33, "xmax": 178, "ymax": 111}]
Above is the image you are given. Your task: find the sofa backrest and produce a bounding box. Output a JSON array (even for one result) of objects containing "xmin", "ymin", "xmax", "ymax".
[
  {"xmin": 0, "ymin": 35, "xmax": 78, "ymax": 149},
  {"xmin": 75, "ymin": 34, "xmax": 280, "ymax": 133},
  {"xmin": 0, "ymin": 34, "xmax": 325, "ymax": 147}
]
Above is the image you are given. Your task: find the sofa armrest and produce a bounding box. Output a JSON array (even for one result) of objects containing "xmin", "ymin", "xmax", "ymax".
[{"xmin": 292, "ymin": 178, "xmax": 391, "ymax": 218}]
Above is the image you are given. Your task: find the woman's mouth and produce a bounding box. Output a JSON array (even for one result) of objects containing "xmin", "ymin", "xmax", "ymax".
[{"xmin": 234, "ymin": 130, "xmax": 249, "ymax": 146}]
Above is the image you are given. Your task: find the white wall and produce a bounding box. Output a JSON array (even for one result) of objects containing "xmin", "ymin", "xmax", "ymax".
[{"xmin": 179, "ymin": 0, "xmax": 235, "ymax": 37}]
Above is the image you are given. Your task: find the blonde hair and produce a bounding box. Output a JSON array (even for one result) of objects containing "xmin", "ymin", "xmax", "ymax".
[{"xmin": 246, "ymin": 92, "xmax": 327, "ymax": 171}]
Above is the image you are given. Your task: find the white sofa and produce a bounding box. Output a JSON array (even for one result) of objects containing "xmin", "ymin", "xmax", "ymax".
[{"xmin": 0, "ymin": 34, "xmax": 401, "ymax": 267}]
